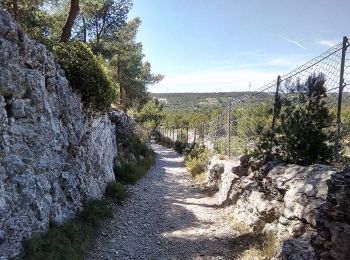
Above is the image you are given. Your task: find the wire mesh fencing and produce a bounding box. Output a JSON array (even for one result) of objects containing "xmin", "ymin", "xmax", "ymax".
[{"xmin": 159, "ymin": 36, "xmax": 350, "ymax": 164}]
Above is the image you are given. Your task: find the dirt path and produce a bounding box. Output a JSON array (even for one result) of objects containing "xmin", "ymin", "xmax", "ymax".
[{"xmin": 85, "ymin": 144, "xmax": 236, "ymax": 260}]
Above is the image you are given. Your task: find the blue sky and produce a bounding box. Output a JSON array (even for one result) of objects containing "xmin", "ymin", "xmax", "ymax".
[{"xmin": 129, "ymin": 0, "xmax": 350, "ymax": 93}]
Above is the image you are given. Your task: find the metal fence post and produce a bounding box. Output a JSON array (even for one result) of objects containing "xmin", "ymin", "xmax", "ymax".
[
  {"xmin": 228, "ymin": 99, "xmax": 232, "ymax": 158},
  {"xmin": 335, "ymin": 36, "xmax": 348, "ymax": 162},
  {"xmin": 214, "ymin": 115, "xmax": 218, "ymax": 151},
  {"xmin": 201, "ymin": 122, "xmax": 204, "ymax": 146},
  {"xmin": 271, "ymin": 75, "xmax": 281, "ymax": 132}
]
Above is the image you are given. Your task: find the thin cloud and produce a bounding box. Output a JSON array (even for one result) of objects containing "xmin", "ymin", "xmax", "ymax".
[
  {"xmin": 150, "ymin": 68, "xmax": 286, "ymax": 93},
  {"xmin": 267, "ymin": 56, "xmax": 308, "ymax": 67},
  {"xmin": 281, "ymin": 36, "xmax": 306, "ymax": 50},
  {"xmin": 150, "ymin": 54, "xmax": 312, "ymax": 93},
  {"xmin": 210, "ymin": 55, "xmax": 311, "ymax": 70},
  {"xmin": 316, "ymin": 40, "xmax": 338, "ymax": 48}
]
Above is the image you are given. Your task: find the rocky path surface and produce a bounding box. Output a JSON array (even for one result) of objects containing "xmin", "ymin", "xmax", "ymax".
[{"xmin": 86, "ymin": 144, "xmax": 236, "ymax": 260}]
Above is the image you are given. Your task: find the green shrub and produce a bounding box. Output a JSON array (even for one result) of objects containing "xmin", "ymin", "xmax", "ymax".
[
  {"xmin": 114, "ymin": 152, "xmax": 155, "ymax": 184},
  {"xmin": 184, "ymin": 145, "xmax": 210, "ymax": 177},
  {"xmin": 185, "ymin": 153, "xmax": 209, "ymax": 177},
  {"xmin": 105, "ymin": 182, "xmax": 127, "ymax": 204},
  {"xmin": 174, "ymin": 140, "xmax": 187, "ymax": 154},
  {"xmin": 22, "ymin": 199, "xmax": 112, "ymax": 260},
  {"xmin": 54, "ymin": 42, "xmax": 117, "ymax": 111},
  {"xmin": 22, "ymin": 221, "xmax": 91, "ymax": 260},
  {"xmin": 278, "ymin": 75, "xmax": 333, "ymax": 164},
  {"xmin": 78, "ymin": 200, "xmax": 112, "ymax": 226},
  {"xmin": 155, "ymin": 133, "xmax": 174, "ymax": 148},
  {"xmin": 255, "ymin": 74, "xmax": 334, "ymax": 165},
  {"xmin": 124, "ymin": 131, "xmax": 149, "ymax": 157}
]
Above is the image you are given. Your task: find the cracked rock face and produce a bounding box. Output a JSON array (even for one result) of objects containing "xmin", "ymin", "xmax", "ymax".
[
  {"xmin": 203, "ymin": 156, "xmax": 337, "ymax": 259},
  {"xmin": 313, "ymin": 168, "xmax": 350, "ymax": 260},
  {"xmin": 0, "ymin": 10, "xmax": 117, "ymax": 258}
]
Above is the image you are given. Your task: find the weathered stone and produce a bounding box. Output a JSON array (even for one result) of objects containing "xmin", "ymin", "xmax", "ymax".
[
  {"xmin": 210, "ymin": 164, "xmax": 224, "ymax": 179},
  {"xmin": 239, "ymin": 153, "xmax": 251, "ymax": 167},
  {"xmin": 11, "ymin": 99, "xmax": 25, "ymax": 118},
  {"xmin": 45, "ymin": 76, "xmax": 57, "ymax": 92},
  {"xmin": 280, "ymin": 237, "xmax": 317, "ymax": 260},
  {"xmin": 203, "ymin": 155, "xmax": 337, "ymax": 259},
  {"xmin": 313, "ymin": 169, "xmax": 350, "ymax": 260},
  {"xmin": 0, "ymin": 10, "xmax": 122, "ymax": 258}
]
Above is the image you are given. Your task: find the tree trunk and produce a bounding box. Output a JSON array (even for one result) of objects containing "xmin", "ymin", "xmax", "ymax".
[
  {"xmin": 193, "ymin": 128, "xmax": 197, "ymax": 145},
  {"xmin": 12, "ymin": 0, "xmax": 18, "ymax": 20},
  {"xmin": 95, "ymin": 18, "xmax": 100, "ymax": 44},
  {"xmin": 82, "ymin": 16, "xmax": 87, "ymax": 42},
  {"xmin": 186, "ymin": 128, "xmax": 189, "ymax": 147},
  {"xmin": 60, "ymin": 0, "xmax": 80, "ymax": 43}
]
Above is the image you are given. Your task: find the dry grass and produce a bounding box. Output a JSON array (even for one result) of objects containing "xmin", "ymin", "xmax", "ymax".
[
  {"xmin": 194, "ymin": 172, "xmax": 206, "ymax": 183},
  {"xmin": 225, "ymin": 213, "xmax": 278, "ymax": 260},
  {"xmin": 234, "ymin": 222, "xmax": 251, "ymax": 234},
  {"xmin": 225, "ymin": 214, "xmax": 250, "ymax": 234},
  {"xmin": 238, "ymin": 232, "xmax": 278, "ymax": 260}
]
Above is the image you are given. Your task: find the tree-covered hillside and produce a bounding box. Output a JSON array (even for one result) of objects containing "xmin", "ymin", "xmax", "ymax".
[{"xmin": 151, "ymin": 92, "xmax": 275, "ymax": 111}]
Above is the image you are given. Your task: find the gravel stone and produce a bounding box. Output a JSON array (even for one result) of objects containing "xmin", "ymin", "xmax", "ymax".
[{"xmin": 85, "ymin": 144, "xmax": 236, "ymax": 260}]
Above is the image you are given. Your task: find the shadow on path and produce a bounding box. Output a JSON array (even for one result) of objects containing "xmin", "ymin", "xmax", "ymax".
[{"xmin": 86, "ymin": 144, "xmax": 261, "ymax": 259}]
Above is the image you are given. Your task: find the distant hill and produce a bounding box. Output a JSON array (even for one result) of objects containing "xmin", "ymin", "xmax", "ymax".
[
  {"xmin": 151, "ymin": 92, "xmax": 274, "ymax": 111},
  {"xmin": 151, "ymin": 91, "xmax": 350, "ymax": 112}
]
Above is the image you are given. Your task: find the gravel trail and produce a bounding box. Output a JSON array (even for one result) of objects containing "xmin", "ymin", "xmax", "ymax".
[{"xmin": 85, "ymin": 144, "xmax": 236, "ymax": 260}]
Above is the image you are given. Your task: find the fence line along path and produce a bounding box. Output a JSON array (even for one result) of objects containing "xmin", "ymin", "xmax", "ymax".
[{"xmin": 159, "ymin": 36, "xmax": 350, "ymax": 164}]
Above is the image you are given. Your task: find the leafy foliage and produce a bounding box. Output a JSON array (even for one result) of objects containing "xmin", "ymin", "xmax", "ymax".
[
  {"xmin": 255, "ymin": 74, "xmax": 334, "ymax": 165},
  {"xmin": 0, "ymin": 0, "xmax": 64, "ymax": 47},
  {"xmin": 277, "ymin": 74, "xmax": 334, "ymax": 164},
  {"xmin": 139, "ymin": 99, "xmax": 163, "ymax": 138},
  {"xmin": 54, "ymin": 41, "xmax": 117, "ymax": 111},
  {"xmin": 122, "ymin": 129, "xmax": 150, "ymax": 158},
  {"xmin": 152, "ymin": 92, "xmax": 273, "ymax": 112},
  {"xmin": 77, "ymin": 0, "xmax": 132, "ymax": 50},
  {"xmin": 184, "ymin": 145, "xmax": 210, "ymax": 177},
  {"xmin": 109, "ymin": 18, "xmax": 163, "ymax": 109},
  {"xmin": 3, "ymin": 0, "xmax": 162, "ymax": 113}
]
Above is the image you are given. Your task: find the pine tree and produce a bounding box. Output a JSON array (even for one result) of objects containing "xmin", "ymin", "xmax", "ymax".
[{"xmin": 278, "ymin": 73, "xmax": 334, "ymax": 165}]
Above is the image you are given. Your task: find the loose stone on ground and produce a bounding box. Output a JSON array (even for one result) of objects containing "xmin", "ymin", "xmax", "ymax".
[{"xmin": 86, "ymin": 144, "xmax": 237, "ymax": 260}]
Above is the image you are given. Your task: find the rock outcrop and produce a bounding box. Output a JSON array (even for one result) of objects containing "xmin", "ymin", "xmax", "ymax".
[
  {"xmin": 0, "ymin": 10, "xmax": 118, "ymax": 258},
  {"xmin": 203, "ymin": 156, "xmax": 338, "ymax": 259},
  {"xmin": 313, "ymin": 168, "xmax": 350, "ymax": 260}
]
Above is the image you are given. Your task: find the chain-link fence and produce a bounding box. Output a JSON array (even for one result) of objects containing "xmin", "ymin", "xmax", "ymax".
[{"xmin": 159, "ymin": 36, "xmax": 350, "ymax": 163}]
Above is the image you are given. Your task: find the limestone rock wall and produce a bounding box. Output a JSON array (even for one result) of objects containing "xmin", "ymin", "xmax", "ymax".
[
  {"xmin": 313, "ymin": 168, "xmax": 350, "ymax": 259},
  {"xmin": 0, "ymin": 11, "xmax": 118, "ymax": 258},
  {"xmin": 204, "ymin": 157, "xmax": 338, "ymax": 259}
]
